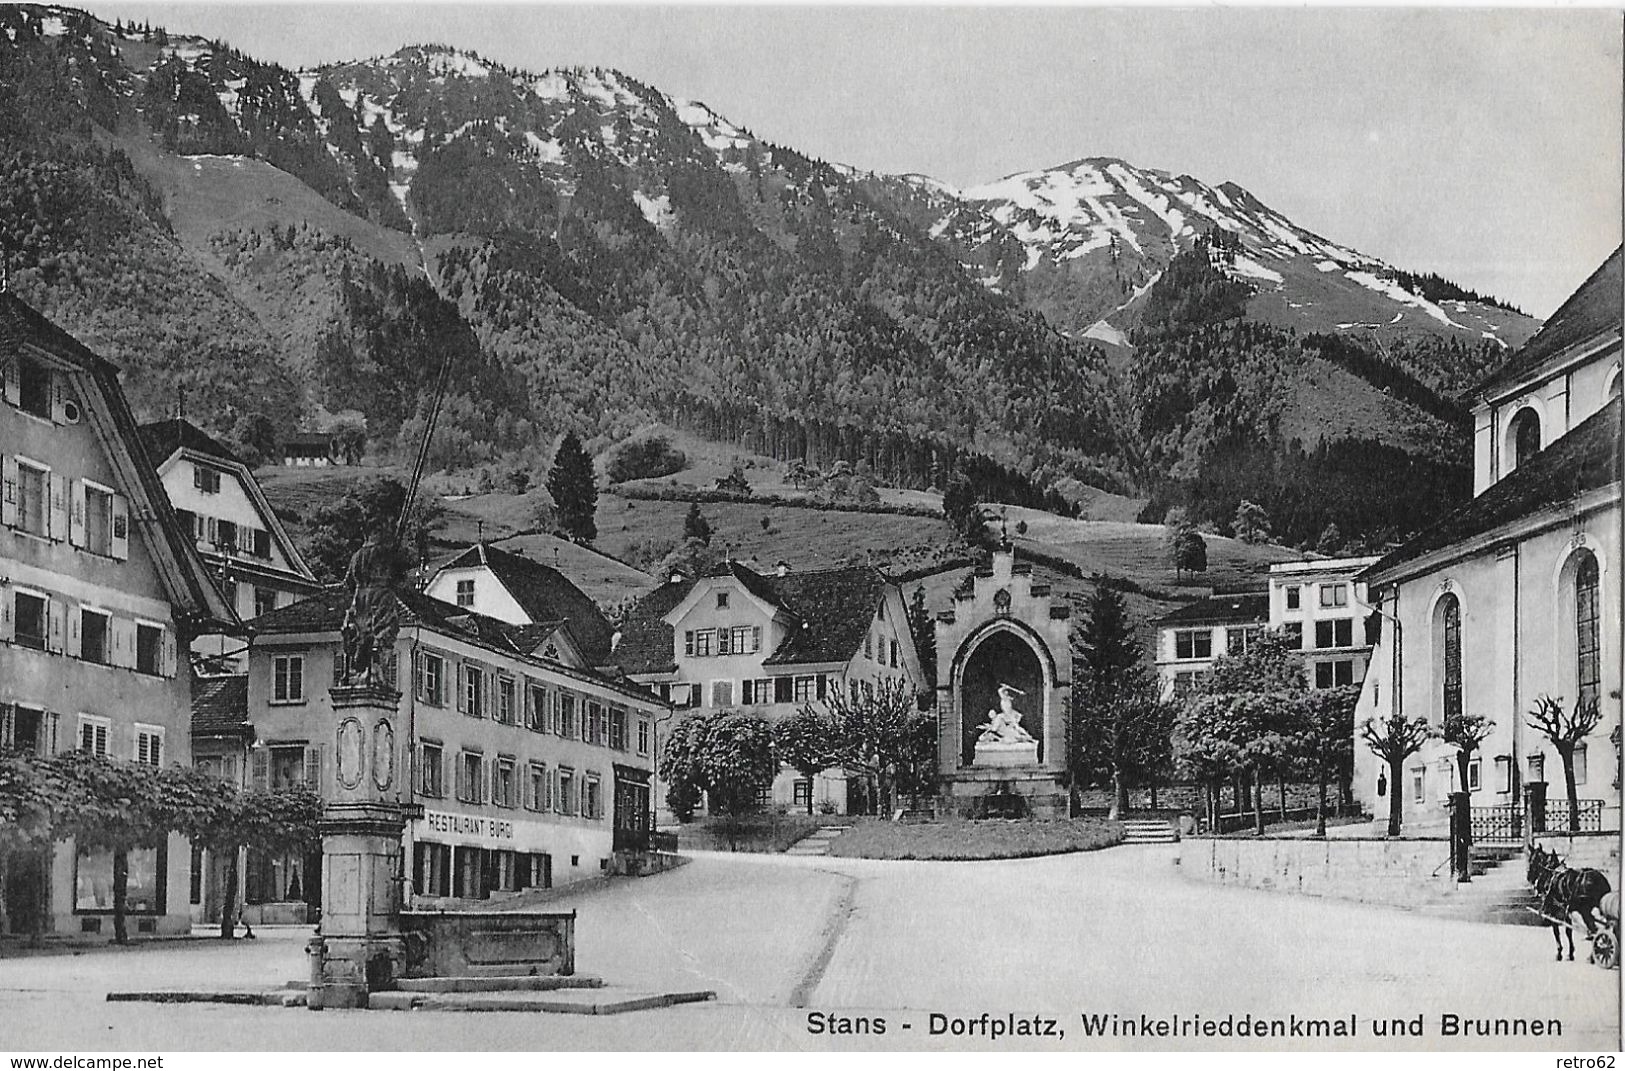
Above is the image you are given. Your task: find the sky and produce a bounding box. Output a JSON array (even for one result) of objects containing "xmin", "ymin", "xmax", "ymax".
[{"xmin": 84, "ymin": 3, "xmax": 1623, "ymax": 317}]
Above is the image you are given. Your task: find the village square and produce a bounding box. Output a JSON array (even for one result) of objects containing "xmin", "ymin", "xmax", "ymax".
[{"xmin": 0, "ymin": 2, "xmax": 1620, "ymax": 1056}]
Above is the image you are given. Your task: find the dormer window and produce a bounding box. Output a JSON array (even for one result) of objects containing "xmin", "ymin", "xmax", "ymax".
[
  {"xmin": 17, "ymin": 357, "xmax": 51, "ymax": 419},
  {"xmin": 456, "ymin": 579, "xmax": 475, "ymax": 607},
  {"xmin": 192, "ymin": 466, "xmax": 221, "ymax": 494},
  {"xmin": 716, "ymin": 591, "xmax": 730, "ymax": 609}
]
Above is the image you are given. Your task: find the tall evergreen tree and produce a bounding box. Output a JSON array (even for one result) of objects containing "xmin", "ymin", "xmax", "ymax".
[
  {"xmin": 547, "ymin": 432, "xmax": 598, "ymax": 542},
  {"xmin": 683, "ymin": 502, "xmax": 713, "ymax": 546}
]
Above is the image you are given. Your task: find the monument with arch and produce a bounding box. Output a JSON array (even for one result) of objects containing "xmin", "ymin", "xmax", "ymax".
[{"xmin": 934, "ymin": 547, "xmax": 1072, "ymax": 816}]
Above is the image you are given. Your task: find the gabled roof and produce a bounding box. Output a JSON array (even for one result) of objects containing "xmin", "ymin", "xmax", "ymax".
[
  {"xmin": 191, "ymin": 675, "xmax": 250, "ymax": 739},
  {"xmin": 1153, "ymin": 592, "xmax": 1270, "ymax": 628},
  {"xmin": 139, "ymin": 418, "xmax": 242, "ymax": 467},
  {"xmin": 251, "ymin": 586, "xmax": 661, "ymax": 705},
  {"xmin": 438, "ymin": 544, "xmax": 613, "ymax": 662},
  {"xmin": 0, "ymin": 295, "xmax": 238, "ymax": 632},
  {"xmin": 1474, "ymin": 247, "xmax": 1622, "ymax": 401},
  {"xmin": 609, "ymin": 562, "xmax": 890, "ymax": 673},
  {"xmin": 1363, "ymin": 397, "xmax": 1620, "ymax": 584}
]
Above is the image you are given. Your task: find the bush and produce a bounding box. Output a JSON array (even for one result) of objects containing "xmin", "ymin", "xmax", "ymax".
[{"xmin": 606, "ymin": 435, "xmax": 688, "ymax": 483}]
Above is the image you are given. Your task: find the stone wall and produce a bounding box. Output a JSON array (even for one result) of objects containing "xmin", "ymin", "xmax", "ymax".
[
  {"xmin": 1534, "ymin": 833, "xmax": 1620, "ymax": 873},
  {"xmin": 1178, "ymin": 836, "xmax": 1454, "ymax": 907}
]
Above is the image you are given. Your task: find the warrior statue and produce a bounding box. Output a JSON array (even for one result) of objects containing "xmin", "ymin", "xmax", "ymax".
[
  {"xmin": 978, "ymin": 684, "xmax": 1036, "ymax": 745},
  {"xmin": 340, "ymin": 529, "xmax": 403, "ymax": 687}
]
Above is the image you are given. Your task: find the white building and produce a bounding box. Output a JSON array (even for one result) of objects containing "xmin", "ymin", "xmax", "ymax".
[
  {"xmin": 1354, "ymin": 247, "xmax": 1622, "ymax": 832},
  {"xmin": 424, "ymin": 542, "xmax": 613, "ymax": 667}
]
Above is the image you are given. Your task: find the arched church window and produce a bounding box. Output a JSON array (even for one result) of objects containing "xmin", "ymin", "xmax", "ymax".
[
  {"xmin": 1440, "ymin": 594, "xmax": 1462, "ymax": 722},
  {"xmin": 1509, "ymin": 408, "xmax": 1541, "ymax": 469},
  {"xmin": 1576, "ymin": 550, "xmax": 1600, "ymax": 708}
]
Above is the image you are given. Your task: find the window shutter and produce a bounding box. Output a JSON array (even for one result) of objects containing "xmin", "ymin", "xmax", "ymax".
[
  {"xmin": 303, "ymin": 745, "xmax": 324, "ymax": 793},
  {"xmin": 50, "ymin": 375, "xmax": 71, "ymax": 425},
  {"xmin": 1, "ymin": 455, "xmax": 15, "ymax": 528},
  {"xmin": 250, "ymin": 748, "xmax": 269, "ymax": 792},
  {"xmin": 63, "ymin": 598, "xmax": 81, "ymax": 659},
  {"xmin": 454, "ymin": 756, "xmax": 466, "ymax": 800},
  {"xmin": 69, "ymin": 479, "xmax": 86, "ymax": 547},
  {"xmin": 160, "ymin": 629, "xmax": 177, "ymax": 677},
  {"xmin": 47, "ymin": 472, "xmax": 68, "ymax": 542},
  {"xmin": 412, "ymin": 652, "xmax": 423, "ymax": 701},
  {"xmin": 0, "ymin": 354, "xmax": 18, "ymax": 407},
  {"xmin": 45, "ymin": 596, "xmax": 65, "ymax": 653},
  {"xmin": 0, "ymin": 582, "xmax": 13, "ymax": 643},
  {"xmin": 455, "ymin": 663, "xmax": 467, "ymax": 713},
  {"xmin": 206, "ymin": 516, "xmax": 218, "ymax": 544},
  {"xmin": 109, "ymin": 494, "xmax": 129, "ymax": 561}
]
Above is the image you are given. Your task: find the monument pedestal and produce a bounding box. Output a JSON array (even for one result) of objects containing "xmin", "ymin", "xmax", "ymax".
[
  {"xmin": 972, "ymin": 740, "xmax": 1039, "ymax": 767},
  {"xmin": 308, "ymin": 682, "xmax": 405, "ymax": 1011}
]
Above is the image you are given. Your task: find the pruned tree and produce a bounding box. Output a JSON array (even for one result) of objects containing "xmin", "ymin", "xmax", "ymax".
[
  {"xmin": 1527, "ymin": 694, "xmax": 1604, "ymax": 832},
  {"xmin": 1296, "ymin": 686, "xmax": 1360, "ymax": 836},
  {"xmin": 1360, "ymin": 714, "xmax": 1436, "ymax": 837},
  {"xmin": 0, "ymin": 751, "xmax": 60, "ymax": 941},
  {"xmin": 547, "ymin": 431, "xmax": 598, "ymax": 542},
  {"xmin": 774, "ymin": 706, "xmax": 840, "ymax": 814},
  {"xmin": 1441, "ymin": 712, "xmax": 1495, "ymax": 797},
  {"xmin": 657, "ymin": 714, "xmax": 707, "ymax": 823},
  {"xmin": 825, "ymin": 677, "xmax": 935, "ymax": 815}
]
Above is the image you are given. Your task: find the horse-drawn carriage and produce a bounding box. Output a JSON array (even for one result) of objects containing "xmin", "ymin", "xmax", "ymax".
[{"xmin": 1528, "ymin": 846, "xmax": 1618, "ymax": 969}]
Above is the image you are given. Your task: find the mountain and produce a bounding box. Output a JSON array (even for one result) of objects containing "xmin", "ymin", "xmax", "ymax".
[
  {"xmin": 0, "ymin": 5, "xmax": 1546, "ymax": 549},
  {"xmin": 857, "ymin": 158, "xmax": 1536, "ymax": 353}
]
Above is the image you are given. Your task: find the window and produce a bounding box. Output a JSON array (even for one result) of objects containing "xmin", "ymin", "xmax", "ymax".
[
  {"xmin": 1319, "ymin": 584, "xmax": 1349, "ymax": 609},
  {"xmin": 1574, "ymin": 744, "xmax": 1589, "ymax": 787},
  {"xmin": 1467, "ymin": 758, "xmax": 1481, "ymax": 792},
  {"xmin": 1439, "ymin": 594, "xmax": 1462, "ymax": 722},
  {"xmin": 794, "ymin": 675, "xmax": 818, "ymax": 704},
  {"xmin": 1576, "ymin": 551, "xmax": 1601, "ymax": 708},
  {"xmin": 77, "ymin": 844, "xmax": 163, "ymax": 915},
  {"xmin": 1285, "ymin": 585, "xmax": 1301, "ymax": 611},
  {"xmin": 134, "ymin": 725, "xmax": 163, "ymax": 766},
  {"xmin": 1174, "ymin": 629, "xmax": 1212, "ymax": 661},
  {"xmin": 689, "ymin": 629, "xmax": 715, "ymax": 657},
  {"xmin": 215, "ymin": 520, "xmax": 238, "ymax": 554},
  {"xmin": 16, "ymin": 460, "xmax": 47, "ymax": 537},
  {"xmin": 1494, "ymin": 755, "xmax": 1512, "ymax": 794},
  {"xmin": 587, "ymin": 702, "xmax": 605, "ymax": 745},
  {"xmin": 272, "ymin": 655, "xmax": 305, "ymax": 703},
  {"xmin": 419, "ymin": 653, "xmax": 445, "ymax": 706},
  {"xmin": 456, "ymin": 751, "xmax": 485, "ymax": 804},
  {"xmin": 414, "ymin": 842, "xmax": 452, "ymax": 898},
  {"xmin": 1172, "ymin": 671, "xmax": 1206, "ymax": 699},
  {"xmin": 135, "ymin": 623, "xmax": 162, "ymax": 675},
  {"xmin": 1411, "ymin": 766, "xmax": 1426, "ymax": 805},
  {"xmin": 496, "ymin": 677, "xmax": 517, "ymax": 725},
  {"xmin": 251, "ymin": 528, "xmax": 272, "ymax": 559},
  {"xmin": 83, "ymin": 485, "xmax": 113, "ymax": 555},
  {"xmin": 1528, "ymin": 753, "xmax": 1545, "ymax": 784},
  {"xmin": 864, "ymin": 633, "xmax": 873, "ymax": 660},
  {"xmin": 193, "ymin": 466, "xmax": 221, "ymax": 494},
  {"xmin": 729, "ymin": 626, "xmax": 760, "ymax": 655},
  {"xmin": 456, "ymin": 579, "xmax": 475, "ymax": 607},
  {"xmin": 1282, "ymin": 622, "xmax": 1304, "ymax": 649},
  {"xmin": 557, "ymin": 768, "xmax": 576, "ymax": 815},
  {"xmin": 1314, "ymin": 659, "xmax": 1356, "ymax": 689},
  {"xmin": 526, "ymin": 683, "xmax": 548, "ymax": 732},
  {"xmin": 464, "ymin": 665, "xmax": 485, "ymax": 717},
  {"xmin": 3, "ymin": 705, "xmax": 47, "ymax": 754},
  {"xmin": 18, "ymin": 357, "xmax": 51, "ymax": 419},
  {"xmin": 889, "ymin": 639, "xmax": 898, "ymax": 668},
  {"xmin": 557, "ymin": 693, "xmax": 576, "ymax": 737},
  {"xmin": 1314, "ymin": 619, "xmax": 1353, "ymax": 649},
  {"xmin": 493, "ymin": 757, "xmax": 516, "ymax": 808},
  {"xmin": 711, "ymin": 680, "xmax": 733, "ymax": 707},
  {"xmin": 247, "ymin": 587, "xmax": 276, "ymax": 618},
  {"xmin": 793, "ymin": 779, "xmax": 813, "ymax": 810},
  {"xmin": 78, "ymin": 715, "xmax": 110, "ymax": 755},
  {"xmin": 1510, "ymin": 407, "xmax": 1542, "ymax": 469},
  {"xmin": 420, "ymin": 742, "xmax": 444, "ymax": 797},
  {"xmin": 741, "ymin": 678, "xmax": 774, "ymax": 705},
  {"xmin": 610, "ymin": 708, "xmax": 628, "ymax": 751},
  {"xmin": 584, "ymin": 775, "xmax": 602, "ymax": 820},
  {"xmin": 715, "ymin": 591, "xmax": 729, "ymax": 609},
  {"xmin": 1225, "ymin": 627, "xmax": 1260, "ymax": 656},
  {"xmin": 636, "ymin": 718, "xmax": 650, "ymax": 756},
  {"xmin": 13, "ymin": 591, "xmax": 47, "ymax": 650}
]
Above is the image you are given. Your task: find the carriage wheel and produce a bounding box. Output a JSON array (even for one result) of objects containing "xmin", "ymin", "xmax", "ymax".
[{"xmin": 1592, "ymin": 929, "xmax": 1619, "ymax": 970}]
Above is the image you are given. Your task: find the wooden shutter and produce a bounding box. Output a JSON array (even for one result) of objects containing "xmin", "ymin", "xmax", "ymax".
[
  {"xmin": 68, "ymin": 479, "xmax": 86, "ymax": 547},
  {"xmin": 46, "ymin": 473, "xmax": 67, "ymax": 542},
  {"xmin": 250, "ymin": 748, "xmax": 269, "ymax": 792},
  {"xmin": 50, "ymin": 374, "xmax": 70, "ymax": 424},
  {"xmin": 0, "ymin": 455, "xmax": 14, "ymax": 528},
  {"xmin": 159, "ymin": 629, "xmax": 177, "ymax": 677},
  {"xmin": 303, "ymin": 745, "xmax": 324, "ymax": 793},
  {"xmin": 455, "ymin": 663, "xmax": 467, "ymax": 713},
  {"xmin": 110, "ymin": 617, "xmax": 137, "ymax": 668},
  {"xmin": 63, "ymin": 598, "xmax": 81, "ymax": 659},
  {"xmin": 0, "ymin": 581, "xmax": 12, "ymax": 643},
  {"xmin": 412, "ymin": 651, "xmax": 424, "ymax": 701},
  {"xmin": 109, "ymin": 494, "xmax": 129, "ymax": 560},
  {"xmin": 0, "ymin": 354, "xmax": 17, "ymax": 407},
  {"xmin": 45, "ymin": 596, "xmax": 65, "ymax": 653}
]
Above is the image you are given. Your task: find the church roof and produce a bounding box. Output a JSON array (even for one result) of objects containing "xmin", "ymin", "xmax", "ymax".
[
  {"xmin": 1363, "ymin": 397, "xmax": 1620, "ymax": 584},
  {"xmin": 1474, "ymin": 247, "xmax": 1622, "ymax": 401}
]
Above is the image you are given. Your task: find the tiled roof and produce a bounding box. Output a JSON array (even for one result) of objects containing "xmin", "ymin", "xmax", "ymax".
[
  {"xmin": 0, "ymin": 295, "xmax": 238, "ymax": 630},
  {"xmin": 191, "ymin": 675, "xmax": 250, "ymax": 738},
  {"xmin": 608, "ymin": 563, "xmax": 887, "ymax": 673},
  {"xmin": 440, "ymin": 544, "xmax": 614, "ymax": 663},
  {"xmin": 1363, "ymin": 397, "xmax": 1620, "ymax": 582},
  {"xmin": 138, "ymin": 418, "xmax": 242, "ymax": 467},
  {"xmin": 1475, "ymin": 247, "xmax": 1622, "ymax": 400},
  {"xmin": 1152, "ymin": 592, "xmax": 1269, "ymax": 628}
]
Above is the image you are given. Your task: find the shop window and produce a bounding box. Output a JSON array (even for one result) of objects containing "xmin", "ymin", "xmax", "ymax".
[
  {"xmin": 76, "ymin": 843, "xmax": 163, "ymax": 914},
  {"xmin": 420, "ymin": 742, "xmax": 444, "ymax": 798}
]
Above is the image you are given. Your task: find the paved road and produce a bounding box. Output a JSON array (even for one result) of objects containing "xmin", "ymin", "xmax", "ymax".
[{"xmin": 0, "ymin": 846, "xmax": 1615, "ymax": 1052}]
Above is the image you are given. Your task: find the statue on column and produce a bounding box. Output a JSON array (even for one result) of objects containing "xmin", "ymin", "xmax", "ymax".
[{"xmin": 340, "ymin": 529, "xmax": 403, "ymax": 687}]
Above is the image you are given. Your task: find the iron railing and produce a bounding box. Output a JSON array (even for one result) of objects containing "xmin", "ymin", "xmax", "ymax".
[
  {"xmin": 1469, "ymin": 804, "xmax": 1524, "ymax": 843},
  {"xmin": 1542, "ymin": 799, "xmax": 1605, "ymax": 833}
]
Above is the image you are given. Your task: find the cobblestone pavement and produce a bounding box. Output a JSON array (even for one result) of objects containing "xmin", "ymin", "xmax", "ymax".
[{"xmin": 0, "ymin": 846, "xmax": 1615, "ymax": 1052}]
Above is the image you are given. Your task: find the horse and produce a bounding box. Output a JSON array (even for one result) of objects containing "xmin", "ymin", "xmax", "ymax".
[{"xmin": 1528, "ymin": 845, "xmax": 1614, "ymax": 961}]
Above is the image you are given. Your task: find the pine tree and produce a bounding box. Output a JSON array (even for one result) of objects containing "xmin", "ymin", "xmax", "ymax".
[
  {"xmin": 683, "ymin": 502, "xmax": 713, "ymax": 546},
  {"xmin": 547, "ymin": 432, "xmax": 598, "ymax": 542}
]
